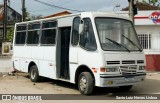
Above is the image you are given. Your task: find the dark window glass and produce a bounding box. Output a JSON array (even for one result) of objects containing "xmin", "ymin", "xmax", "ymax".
[
  {"xmin": 17, "ymin": 25, "xmax": 26, "ymax": 31},
  {"xmin": 27, "ymin": 30, "xmax": 40, "ymax": 44},
  {"xmin": 15, "ymin": 32, "xmax": 26, "ymax": 44},
  {"xmin": 42, "ymin": 21, "xmax": 57, "ymax": 28},
  {"xmin": 71, "ymin": 17, "xmax": 80, "ymax": 46},
  {"xmin": 28, "ymin": 23, "xmax": 40, "ymax": 30},
  {"xmin": 79, "ymin": 18, "xmax": 97, "ymax": 51},
  {"xmin": 41, "ymin": 29, "xmax": 56, "ymax": 44}
]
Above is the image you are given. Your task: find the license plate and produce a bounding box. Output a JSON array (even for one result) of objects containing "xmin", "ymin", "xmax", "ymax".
[{"xmin": 124, "ymin": 77, "xmax": 135, "ymax": 81}]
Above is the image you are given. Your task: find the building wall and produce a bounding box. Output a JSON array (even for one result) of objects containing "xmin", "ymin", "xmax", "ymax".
[
  {"xmin": 0, "ymin": 6, "xmax": 21, "ymax": 54},
  {"xmin": 145, "ymin": 54, "xmax": 160, "ymax": 71},
  {"xmin": 135, "ymin": 25, "xmax": 160, "ymax": 71}
]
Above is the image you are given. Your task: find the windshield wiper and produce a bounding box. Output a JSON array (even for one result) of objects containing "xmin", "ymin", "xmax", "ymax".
[
  {"xmin": 105, "ymin": 38, "xmax": 130, "ymax": 52},
  {"xmin": 122, "ymin": 35, "xmax": 142, "ymax": 52}
]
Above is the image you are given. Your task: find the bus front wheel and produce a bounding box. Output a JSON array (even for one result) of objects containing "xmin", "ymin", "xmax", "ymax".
[
  {"xmin": 29, "ymin": 65, "xmax": 40, "ymax": 82},
  {"xmin": 78, "ymin": 72, "xmax": 94, "ymax": 95}
]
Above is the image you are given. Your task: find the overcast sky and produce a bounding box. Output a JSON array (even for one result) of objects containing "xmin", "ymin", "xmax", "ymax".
[{"xmin": 0, "ymin": 0, "xmax": 135, "ymax": 16}]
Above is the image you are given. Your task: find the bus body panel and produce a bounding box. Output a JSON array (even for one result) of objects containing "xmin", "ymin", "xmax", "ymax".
[
  {"xmin": 31, "ymin": 46, "xmax": 44, "ymax": 60},
  {"xmin": 78, "ymin": 48, "xmax": 103, "ymax": 86},
  {"xmin": 58, "ymin": 16, "xmax": 75, "ymax": 27},
  {"xmin": 69, "ymin": 64, "xmax": 79, "ymax": 83}
]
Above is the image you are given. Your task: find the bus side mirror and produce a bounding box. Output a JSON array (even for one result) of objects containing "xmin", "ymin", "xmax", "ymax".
[{"xmin": 79, "ymin": 23, "xmax": 84, "ymax": 34}]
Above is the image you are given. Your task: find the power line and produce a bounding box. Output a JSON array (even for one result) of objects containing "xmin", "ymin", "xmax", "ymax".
[
  {"xmin": 27, "ymin": 0, "xmax": 75, "ymax": 14},
  {"xmin": 33, "ymin": 0, "xmax": 84, "ymax": 12},
  {"xmin": 59, "ymin": 0, "xmax": 75, "ymax": 6},
  {"xmin": 28, "ymin": 8, "xmax": 53, "ymax": 13}
]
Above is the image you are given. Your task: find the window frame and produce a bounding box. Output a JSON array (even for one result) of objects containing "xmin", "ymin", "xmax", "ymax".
[
  {"xmin": 79, "ymin": 18, "xmax": 97, "ymax": 51},
  {"xmin": 40, "ymin": 20, "xmax": 57, "ymax": 46},
  {"xmin": 95, "ymin": 17, "xmax": 142, "ymax": 52},
  {"xmin": 138, "ymin": 33, "xmax": 151, "ymax": 50},
  {"xmin": 26, "ymin": 22, "xmax": 41, "ymax": 46},
  {"xmin": 15, "ymin": 24, "xmax": 27, "ymax": 45},
  {"xmin": 71, "ymin": 17, "xmax": 81, "ymax": 46}
]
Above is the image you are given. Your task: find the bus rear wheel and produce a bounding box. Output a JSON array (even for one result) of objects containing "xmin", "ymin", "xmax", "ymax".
[
  {"xmin": 29, "ymin": 65, "xmax": 40, "ymax": 82},
  {"xmin": 78, "ymin": 72, "xmax": 94, "ymax": 95}
]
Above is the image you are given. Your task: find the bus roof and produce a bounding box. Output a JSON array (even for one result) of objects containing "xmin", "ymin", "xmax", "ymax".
[{"xmin": 16, "ymin": 12, "xmax": 131, "ymax": 25}]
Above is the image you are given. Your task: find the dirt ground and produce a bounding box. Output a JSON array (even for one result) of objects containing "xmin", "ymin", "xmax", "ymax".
[
  {"xmin": 0, "ymin": 72, "xmax": 160, "ymax": 103},
  {"xmin": 0, "ymin": 73, "xmax": 79, "ymax": 94}
]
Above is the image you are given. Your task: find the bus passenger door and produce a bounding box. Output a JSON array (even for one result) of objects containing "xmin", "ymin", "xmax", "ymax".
[
  {"xmin": 56, "ymin": 27, "xmax": 71, "ymax": 79},
  {"xmin": 69, "ymin": 17, "xmax": 80, "ymax": 65}
]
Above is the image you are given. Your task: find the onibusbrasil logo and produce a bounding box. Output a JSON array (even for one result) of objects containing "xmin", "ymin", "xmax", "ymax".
[{"xmin": 149, "ymin": 11, "xmax": 160, "ymax": 24}]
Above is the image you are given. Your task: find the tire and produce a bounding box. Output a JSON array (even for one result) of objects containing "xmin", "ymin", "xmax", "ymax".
[
  {"xmin": 78, "ymin": 72, "xmax": 94, "ymax": 95},
  {"xmin": 29, "ymin": 65, "xmax": 40, "ymax": 82},
  {"xmin": 119, "ymin": 85, "xmax": 133, "ymax": 91}
]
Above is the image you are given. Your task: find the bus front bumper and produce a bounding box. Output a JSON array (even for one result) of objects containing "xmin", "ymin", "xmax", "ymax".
[{"xmin": 99, "ymin": 73, "xmax": 146, "ymax": 87}]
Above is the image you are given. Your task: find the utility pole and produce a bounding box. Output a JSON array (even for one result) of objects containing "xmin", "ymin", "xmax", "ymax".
[
  {"xmin": 129, "ymin": 0, "xmax": 134, "ymax": 23},
  {"xmin": 129, "ymin": 0, "xmax": 138, "ymax": 24},
  {"xmin": 3, "ymin": 0, "xmax": 7, "ymax": 42},
  {"xmin": 22, "ymin": 0, "xmax": 26, "ymax": 22}
]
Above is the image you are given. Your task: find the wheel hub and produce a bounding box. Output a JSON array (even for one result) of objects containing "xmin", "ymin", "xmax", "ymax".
[
  {"xmin": 31, "ymin": 69, "xmax": 36, "ymax": 79},
  {"xmin": 80, "ymin": 76, "xmax": 87, "ymax": 91}
]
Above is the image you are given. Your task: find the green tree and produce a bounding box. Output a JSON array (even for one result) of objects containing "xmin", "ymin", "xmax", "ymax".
[
  {"xmin": 25, "ymin": 11, "xmax": 43, "ymax": 21},
  {"xmin": 142, "ymin": 0, "xmax": 158, "ymax": 6},
  {"xmin": 6, "ymin": 27, "xmax": 14, "ymax": 42}
]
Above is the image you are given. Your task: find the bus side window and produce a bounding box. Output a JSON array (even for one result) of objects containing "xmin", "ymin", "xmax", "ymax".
[
  {"xmin": 41, "ymin": 21, "xmax": 57, "ymax": 45},
  {"xmin": 79, "ymin": 18, "xmax": 97, "ymax": 51},
  {"xmin": 15, "ymin": 25, "xmax": 27, "ymax": 45},
  {"xmin": 71, "ymin": 17, "xmax": 80, "ymax": 46},
  {"xmin": 27, "ymin": 23, "xmax": 40, "ymax": 45}
]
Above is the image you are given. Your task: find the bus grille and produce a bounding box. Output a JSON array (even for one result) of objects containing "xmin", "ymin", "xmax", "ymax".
[
  {"xmin": 137, "ymin": 60, "xmax": 144, "ymax": 64},
  {"xmin": 120, "ymin": 66, "xmax": 137, "ymax": 75},
  {"xmin": 122, "ymin": 60, "xmax": 135, "ymax": 64}
]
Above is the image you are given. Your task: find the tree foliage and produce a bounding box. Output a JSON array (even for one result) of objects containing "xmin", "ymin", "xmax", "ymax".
[
  {"xmin": 142, "ymin": 0, "xmax": 158, "ymax": 6},
  {"xmin": 25, "ymin": 12, "xmax": 43, "ymax": 21},
  {"xmin": 6, "ymin": 27, "xmax": 14, "ymax": 42}
]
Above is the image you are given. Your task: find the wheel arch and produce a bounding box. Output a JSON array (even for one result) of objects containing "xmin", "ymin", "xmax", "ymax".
[
  {"xmin": 75, "ymin": 65, "xmax": 95, "ymax": 85},
  {"xmin": 28, "ymin": 61, "xmax": 37, "ymax": 73}
]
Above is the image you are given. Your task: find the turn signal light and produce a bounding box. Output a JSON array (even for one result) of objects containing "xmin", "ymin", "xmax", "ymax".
[
  {"xmin": 100, "ymin": 68, "xmax": 106, "ymax": 72},
  {"xmin": 92, "ymin": 68, "xmax": 97, "ymax": 73}
]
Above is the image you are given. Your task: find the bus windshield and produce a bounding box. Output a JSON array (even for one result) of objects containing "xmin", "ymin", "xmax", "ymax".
[{"xmin": 95, "ymin": 18, "xmax": 142, "ymax": 52}]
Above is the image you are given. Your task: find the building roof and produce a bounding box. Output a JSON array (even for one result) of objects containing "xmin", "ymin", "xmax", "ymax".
[
  {"xmin": 44, "ymin": 11, "xmax": 72, "ymax": 18},
  {"xmin": 122, "ymin": 2, "xmax": 160, "ymax": 11},
  {"xmin": 0, "ymin": 4, "xmax": 21, "ymax": 21}
]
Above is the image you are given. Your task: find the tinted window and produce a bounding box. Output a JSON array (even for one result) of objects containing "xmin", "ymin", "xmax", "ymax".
[
  {"xmin": 28, "ymin": 23, "xmax": 40, "ymax": 30},
  {"xmin": 79, "ymin": 18, "xmax": 97, "ymax": 51},
  {"xmin": 41, "ymin": 21, "xmax": 57, "ymax": 45},
  {"xmin": 15, "ymin": 24, "xmax": 27, "ymax": 44},
  {"xmin": 71, "ymin": 17, "xmax": 80, "ymax": 46},
  {"xmin": 15, "ymin": 32, "xmax": 26, "ymax": 44},
  {"xmin": 27, "ymin": 23, "xmax": 40, "ymax": 45},
  {"xmin": 42, "ymin": 21, "xmax": 57, "ymax": 28},
  {"xmin": 27, "ymin": 31, "xmax": 40, "ymax": 44},
  {"xmin": 17, "ymin": 25, "xmax": 26, "ymax": 31},
  {"xmin": 41, "ymin": 29, "xmax": 56, "ymax": 44}
]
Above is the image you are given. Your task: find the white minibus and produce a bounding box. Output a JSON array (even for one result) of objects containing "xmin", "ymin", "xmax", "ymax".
[{"xmin": 13, "ymin": 12, "xmax": 146, "ymax": 95}]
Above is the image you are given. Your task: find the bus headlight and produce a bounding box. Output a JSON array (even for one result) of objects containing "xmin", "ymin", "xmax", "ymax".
[
  {"xmin": 139, "ymin": 66, "xmax": 145, "ymax": 70},
  {"xmin": 106, "ymin": 67, "xmax": 118, "ymax": 72},
  {"xmin": 100, "ymin": 67, "xmax": 119, "ymax": 72}
]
